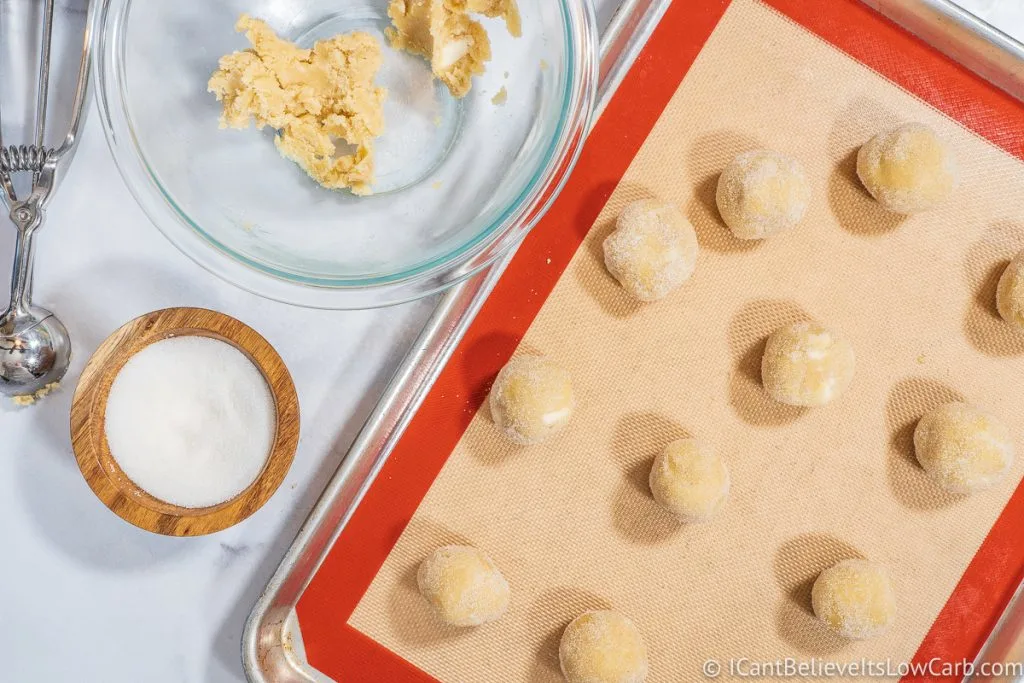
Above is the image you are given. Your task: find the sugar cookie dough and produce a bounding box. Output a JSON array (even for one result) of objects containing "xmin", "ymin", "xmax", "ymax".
[
  {"xmin": 10, "ymin": 381, "xmax": 60, "ymax": 407},
  {"xmin": 649, "ymin": 438, "xmax": 729, "ymax": 522},
  {"xmin": 559, "ymin": 610, "xmax": 649, "ymax": 683},
  {"xmin": 208, "ymin": 15, "xmax": 387, "ymax": 195},
  {"xmin": 716, "ymin": 150, "xmax": 810, "ymax": 240},
  {"xmin": 914, "ymin": 402, "xmax": 1015, "ymax": 494},
  {"xmin": 997, "ymin": 250, "xmax": 1024, "ymax": 330},
  {"xmin": 417, "ymin": 545, "xmax": 510, "ymax": 626},
  {"xmin": 762, "ymin": 322, "xmax": 855, "ymax": 407},
  {"xmin": 812, "ymin": 559, "xmax": 896, "ymax": 640},
  {"xmin": 603, "ymin": 199, "xmax": 699, "ymax": 303},
  {"xmin": 489, "ymin": 355, "xmax": 574, "ymax": 445},
  {"xmin": 386, "ymin": 0, "xmax": 522, "ymax": 98},
  {"xmin": 856, "ymin": 122, "xmax": 958, "ymax": 214}
]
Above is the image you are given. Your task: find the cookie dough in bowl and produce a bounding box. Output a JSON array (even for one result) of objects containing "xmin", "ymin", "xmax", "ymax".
[
  {"xmin": 208, "ymin": 16, "xmax": 387, "ymax": 196},
  {"xmin": 96, "ymin": 0, "xmax": 599, "ymax": 308},
  {"xmin": 386, "ymin": 0, "xmax": 523, "ymax": 98}
]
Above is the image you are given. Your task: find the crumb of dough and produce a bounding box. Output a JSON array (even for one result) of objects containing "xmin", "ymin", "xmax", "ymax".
[
  {"xmin": 11, "ymin": 381, "xmax": 61, "ymax": 407},
  {"xmin": 540, "ymin": 59, "xmax": 549, "ymax": 71},
  {"xmin": 491, "ymin": 86, "xmax": 508, "ymax": 105},
  {"xmin": 386, "ymin": 0, "xmax": 521, "ymax": 98},
  {"xmin": 208, "ymin": 15, "xmax": 387, "ymax": 196},
  {"xmin": 433, "ymin": 114, "xmax": 443, "ymax": 127},
  {"xmin": 431, "ymin": 180, "xmax": 444, "ymax": 189}
]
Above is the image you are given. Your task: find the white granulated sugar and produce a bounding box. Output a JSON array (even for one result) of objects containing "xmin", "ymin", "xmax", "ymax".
[{"xmin": 104, "ymin": 336, "xmax": 276, "ymax": 509}]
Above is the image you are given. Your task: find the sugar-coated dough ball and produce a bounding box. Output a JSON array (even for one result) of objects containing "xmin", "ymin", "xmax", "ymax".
[
  {"xmin": 603, "ymin": 199, "xmax": 698, "ymax": 302},
  {"xmin": 559, "ymin": 610, "xmax": 649, "ymax": 683},
  {"xmin": 761, "ymin": 322, "xmax": 855, "ymax": 407},
  {"xmin": 856, "ymin": 122, "xmax": 958, "ymax": 213},
  {"xmin": 715, "ymin": 150, "xmax": 810, "ymax": 240},
  {"xmin": 812, "ymin": 559, "xmax": 896, "ymax": 640},
  {"xmin": 489, "ymin": 355, "xmax": 575, "ymax": 445},
  {"xmin": 997, "ymin": 250, "xmax": 1024, "ymax": 330},
  {"xmin": 648, "ymin": 438, "xmax": 729, "ymax": 522},
  {"xmin": 417, "ymin": 545, "xmax": 510, "ymax": 627},
  {"xmin": 913, "ymin": 402, "xmax": 1014, "ymax": 494}
]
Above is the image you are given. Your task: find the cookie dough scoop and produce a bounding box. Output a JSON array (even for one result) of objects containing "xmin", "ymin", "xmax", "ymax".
[{"xmin": 1, "ymin": 0, "xmax": 94, "ymax": 399}]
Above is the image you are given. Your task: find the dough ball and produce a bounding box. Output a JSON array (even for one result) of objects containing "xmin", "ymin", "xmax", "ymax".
[
  {"xmin": 761, "ymin": 322, "xmax": 855, "ymax": 407},
  {"xmin": 913, "ymin": 402, "xmax": 1015, "ymax": 494},
  {"xmin": 559, "ymin": 610, "xmax": 649, "ymax": 683},
  {"xmin": 715, "ymin": 150, "xmax": 811, "ymax": 240},
  {"xmin": 812, "ymin": 559, "xmax": 896, "ymax": 640},
  {"xmin": 648, "ymin": 438, "xmax": 729, "ymax": 522},
  {"xmin": 997, "ymin": 250, "xmax": 1024, "ymax": 330},
  {"xmin": 489, "ymin": 355, "xmax": 575, "ymax": 445},
  {"xmin": 417, "ymin": 545, "xmax": 510, "ymax": 627},
  {"xmin": 603, "ymin": 199, "xmax": 698, "ymax": 302},
  {"xmin": 856, "ymin": 122, "xmax": 958, "ymax": 213}
]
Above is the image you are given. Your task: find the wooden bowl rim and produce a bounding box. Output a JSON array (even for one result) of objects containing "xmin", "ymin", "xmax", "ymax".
[{"xmin": 70, "ymin": 307, "xmax": 300, "ymax": 537}]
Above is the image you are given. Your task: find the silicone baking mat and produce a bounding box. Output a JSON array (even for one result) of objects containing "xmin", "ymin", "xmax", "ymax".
[{"xmin": 297, "ymin": 1, "xmax": 1024, "ymax": 680}]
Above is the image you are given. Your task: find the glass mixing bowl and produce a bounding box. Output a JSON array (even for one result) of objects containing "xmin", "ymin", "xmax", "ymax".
[{"xmin": 96, "ymin": 0, "xmax": 598, "ymax": 308}]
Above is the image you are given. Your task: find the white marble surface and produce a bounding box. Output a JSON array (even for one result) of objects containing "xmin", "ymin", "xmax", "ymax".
[
  {"xmin": 3, "ymin": 1, "xmax": 1020, "ymax": 681},
  {"xmin": 0, "ymin": 1, "xmax": 622, "ymax": 682},
  {"xmin": 953, "ymin": 0, "xmax": 1024, "ymax": 42}
]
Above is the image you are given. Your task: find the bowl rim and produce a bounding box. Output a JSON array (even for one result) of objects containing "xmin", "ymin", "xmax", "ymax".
[
  {"xmin": 95, "ymin": 0, "xmax": 600, "ymax": 309},
  {"xmin": 69, "ymin": 307, "xmax": 300, "ymax": 536}
]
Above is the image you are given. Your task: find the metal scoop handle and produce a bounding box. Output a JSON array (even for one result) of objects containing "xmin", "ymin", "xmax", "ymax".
[
  {"xmin": 0, "ymin": 0, "xmax": 95, "ymax": 397},
  {"xmin": 0, "ymin": 0, "xmax": 93, "ymax": 312}
]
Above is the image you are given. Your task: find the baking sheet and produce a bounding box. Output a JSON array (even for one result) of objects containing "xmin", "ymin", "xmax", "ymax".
[
  {"xmin": 240, "ymin": 1, "xmax": 675, "ymax": 680},
  {"xmin": 347, "ymin": 1, "xmax": 1024, "ymax": 680}
]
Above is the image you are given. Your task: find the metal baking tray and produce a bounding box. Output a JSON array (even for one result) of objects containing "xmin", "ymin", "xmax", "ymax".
[
  {"xmin": 242, "ymin": 1, "xmax": 1024, "ymax": 680},
  {"xmin": 862, "ymin": 0, "xmax": 1024, "ymax": 104},
  {"xmin": 861, "ymin": 4, "xmax": 1024, "ymax": 679},
  {"xmin": 241, "ymin": 1, "xmax": 672, "ymax": 680}
]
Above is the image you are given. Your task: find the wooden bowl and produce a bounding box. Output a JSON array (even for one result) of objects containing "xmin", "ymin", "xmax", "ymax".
[{"xmin": 70, "ymin": 307, "xmax": 300, "ymax": 536}]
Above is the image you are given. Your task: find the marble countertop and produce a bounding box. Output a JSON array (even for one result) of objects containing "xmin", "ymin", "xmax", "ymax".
[
  {"xmin": 955, "ymin": 0, "xmax": 1024, "ymax": 42},
  {"xmin": 2, "ymin": 1, "xmax": 1020, "ymax": 681}
]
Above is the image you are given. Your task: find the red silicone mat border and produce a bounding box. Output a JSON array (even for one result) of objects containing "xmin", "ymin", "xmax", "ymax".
[{"xmin": 297, "ymin": 2, "xmax": 1024, "ymax": 681}]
